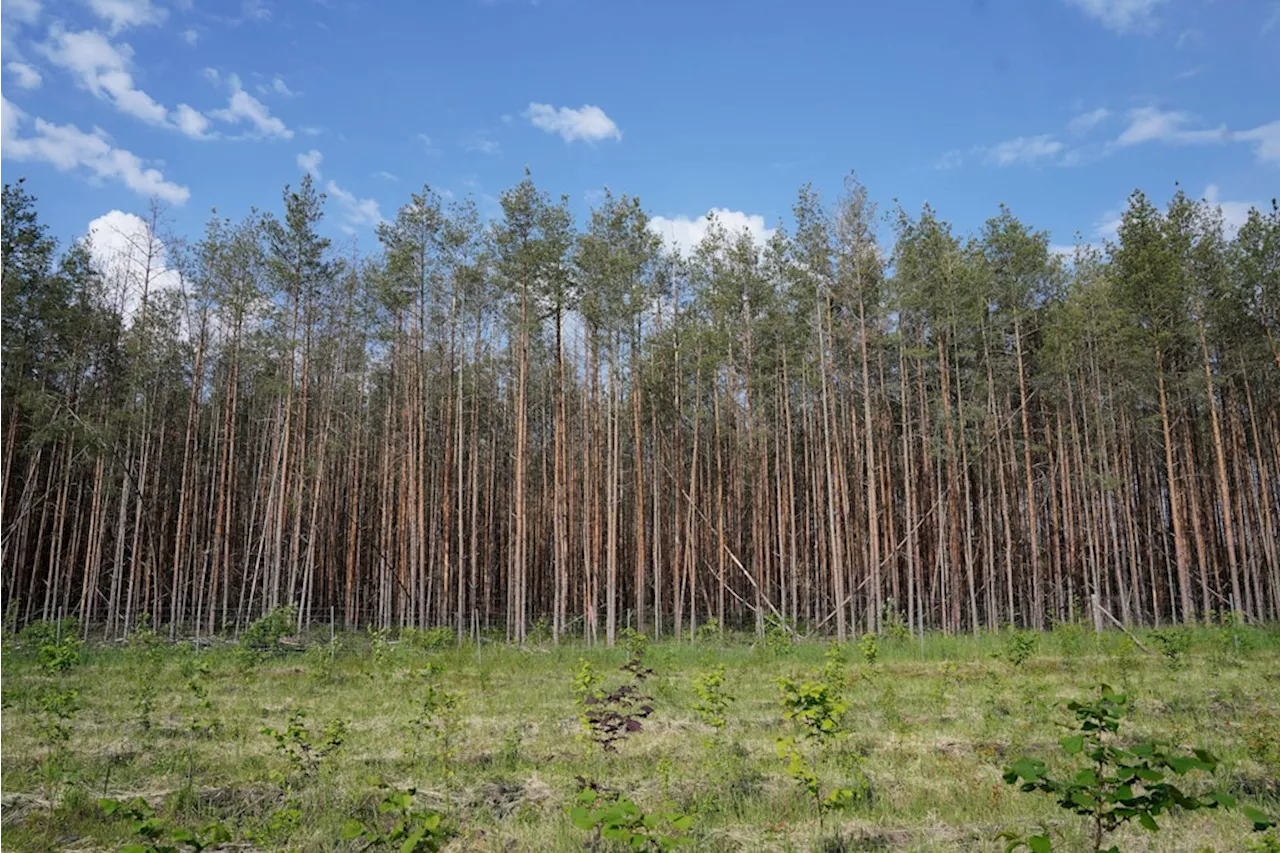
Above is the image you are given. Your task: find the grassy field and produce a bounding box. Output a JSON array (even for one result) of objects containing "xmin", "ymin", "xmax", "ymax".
[{"xmin": 3, "ymin": 618, "xmax": 1279, "ymax": 852}]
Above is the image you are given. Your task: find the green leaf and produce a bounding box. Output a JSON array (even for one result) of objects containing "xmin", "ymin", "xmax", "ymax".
[
  {"xmin": 1138, "ymin": 812, "xmax": 1159, "ymax": 832},
  {"xmin": 1242, "ymin": 806, "xmax": 1277, "ymax": 830},
  {"xmin": 1028, "ymin": 835, "xmax": 1052, "ymax": 853},
  {"xmin": 400, "ymin": 829, "xmax": 425, "ymax": 853},
  {"xmin": 341, "ymin": 819, "xmax": 365, "ymax": 840},
  {"xmin": 1060, "ymin": 735, "xmax": 1084, "ymax": 754}
]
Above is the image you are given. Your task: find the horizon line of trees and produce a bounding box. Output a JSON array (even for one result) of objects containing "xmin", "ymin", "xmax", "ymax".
[{"xmin": 3, "ymin": 171, "xmax": 1278, "ymax": 643}]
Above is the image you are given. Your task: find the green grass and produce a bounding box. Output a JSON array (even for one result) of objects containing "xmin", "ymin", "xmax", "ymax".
[{"xmin": 3, "ymin": 622, "xmax": 1278, "ymax": 852}]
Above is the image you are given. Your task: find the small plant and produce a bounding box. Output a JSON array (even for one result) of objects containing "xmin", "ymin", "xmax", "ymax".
[
  {"xmin": 691, "ymin": 664, "xmax": 734, "ymax": 731},
  {"xmin": 856, "ymin": 632, "xmax": 879, "ymax": 667},
  {"xmin": 572, "ymin": 646, "xmax": 657, "ymax": 753},
  {"xmin": 403, "ymin": 626, "xmax": 454, "ymax": 651},
  {"xmin": 776, "ymin": 666, "xmax": 863, "ymax": 827},
  {"xmin": 407, "ymin": 668, "xmax": 462, "ymax": 772},
  {"xmin": 776, "ymin": 737, "xmax": 855, "ymax": 822},
  {"xmin": 130, "ymin": 613, "xmax": 165, "ymax": 735},
  {"xmin": 241, "ymin": 605, "xmax": 296, "ymax": 653},
  {"xmin": 569, "ymin": 777, "xmax": 693, "ymax": 851},
  {"xmin": 262, "ymin": 708, "xmax": 347, "ymax": 787},
  {"xmin": 998, "ymin": 628, "xmax": 1038, "ymax": 668},
  {"xmin": 579, "ymin": 683, "xmax": 654, "ymax": 752},
  {"xmin": 367, "ymin": 624, "xmax": 394, "ymax": 671},
  {"xmin": 761, "ymin": 615, "xmax": 796, "ymax": 656},
  {"xmin": 777, "ymin": 675, "xmax": 848, "ymax": 742},
  {"xmin": 342, "ymin": 781, "xmax": 451, "ymax": 852},
  {"xmin": 37, "ymin": 631, "xmax": 82, "ymax": 674},
  {"xmin": 35, "ymin": 684, "xmax": 81, "ymax": 754},
  {"xmin": 1002, "ymin": 684, "xmax": 1235, "ymax": 852},
  {"xmin": 100, "ymin": 797, "xmax": 231, "ymax": 853},
  {"xmin": 881, "ymin": 599, "xmax": 912, "ymax": 643},
  {"xmin": 181, "ymin": 658, "xmax": 219, "ymax": 738},
  {"xmin": 695, "ymin": 618, "xmax": 722, "ymax": 643},
  {"xmin": 1149, "ymin": 627, "xmax": 1191, "ymax": 670},
  {"xmin": 619, "ymin": 628, "xmax": 654, "ymax": 681}
]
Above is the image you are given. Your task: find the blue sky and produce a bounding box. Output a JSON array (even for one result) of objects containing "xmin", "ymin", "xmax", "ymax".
[{"xmin": 2, "ymin": 0, "xmax": 1277, "ymax": 261}]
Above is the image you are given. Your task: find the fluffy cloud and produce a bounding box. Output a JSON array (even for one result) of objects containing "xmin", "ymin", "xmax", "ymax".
[
  {"xmin": 935, "ymin": 149, "xmax": 963, "ymax": 170},
  {"xmin": 181, "ymin": 28, "xmax": 198, "ymax": 45},
  {"xmin": 1, "ymin": 0, "xmax": 42, "ymax": 52},
  {"xmin": 1202, "ymin": 185, "xmax": 1261, "ymax": 234},
  {"xmin": 6, "ymin": 61, "xmax": 42, "ymax": 89},
  {"xmin": 326, "ymin": 180, "xmax": 382, "ymax": 232},
  {"xmin": 2, "ymin": 96, "xmax": 190, "ymax": 204},
  {"xmin": 172, "ymin": 103, "xmax": 211, "ymax": 138},
  {"xmin": 524, "ymin": 102, "xmax": 621, "ymax": 143},
  {"xmin": 648, "ymin": 208, "xmax": 773, "ymax": 257},
  {"xmin": 39, "ymin": 27, "xmax": 169, "ymax": 126},
  {"xmin": 257, "ymin": 75, "xmax": 295, "ymax": 97},
  {"xmin": 983, "ymin": 134, "xmax": 1065, "ymax": 166},
  {"xmin": 87, "ymin": 0, "xmax": 168, "ymax": 34},
  {"xmin": 1068, "ymin": 107, "xmax": 1111, "ymax": 134},
  {"xmin": 87, "ymin": 209, "xmax": 183, "ymax": 320},
  {"xmin": 209, "ymin": 73, "xmax": 292, "ymax": 138},
  {"xmin": 1112, "ymin": 107, "xmax": 1228, "ymax": 148},
  {"xmin": 296, "ymin": 148, "xmax": 322, "ymax": 177},
  {"xmin": 1064, "ymin": 0, "xmax": 1168, "ymax": 34},
  {"xmin": 1237, "ymin": 120, "xmax": 1280, "ymax": 165}
]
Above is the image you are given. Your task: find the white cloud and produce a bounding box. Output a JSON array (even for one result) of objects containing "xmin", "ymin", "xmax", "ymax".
[
  {"xmin": 524, "ymin": 102, "xmax": 621, "ymax": 143},
  {"xmin": 1094, "ymin": 207, "xmax": 1123, "ymax": 242},
  {"xmin": 181, "ymin": 28, "xmax": 198, "ymax": 45},
  {"xmin": 1068, "ymin": 107, "xmax": 1111, "ymax": 134},
  {"xmin": 1111, "ymin": 106, "xmax": 1228, "ymax": 148},
  {"xmin": 326, "ymin": 180, "xmax": 382, "ymax": 231},
  {"xmin": 6, "ymin": 61, "xmax": 42, "ymax": 89},
  {"xmin": 87, "ymin": 209, "xmax": 183, "ymax": 320},
  {"xmin": 2, "ymin": 0, "xmax": 42, "ymax": 52},
  {"xmin": 202, "ymin": 67, "xmax": 220, "ymax": 84},
  {"xmin": 241, "ymin": 0, "xmax": 271, "ymax": 22},
  {"xmin": 1064, "ymin": 0, "xmax": 1167, "ymax": 34},
  {"xmin": 461, "ymin": 132, "xmax": 499, "ymax": 154},
  {"xmin": 373, "ymin": 170, "xmax": 398, "ymax": 182},
  {"xmin": 209, "ymin": 74, "xmax": 291, "ymax": 138},
  {"xmin": 2, "ymin": 96, "xmax": 190, "ymax": 204},
  {"xmin": 935, "ymin": 149, "xmax": 963, "ymax": 170},
  {"xmin": 173, "ymin": 103, "xmax": 210, "ymax": 138},
  {"xmin": 648, "ymin": 208, "xmax": 773, "ymax": 257},
  {"xmin": 1202, "ymin": 185, "xmax": 1259, "ymax": 234},
  {"xmin": 257, "ymin": 75, "xmax": 295, "ymax": 97},
  {"xmin": 1237, "ymin": 120, "xmax": 1280, "ymax": 165},
  {"xmin": 86, "ymin": 0, "xmax": 167, "ymax": 34},
  {"xmin": 982, "ymin": 134, "xmax": 1065, "ymax": 166},
  {"xmin": 39, "ymin": 27, "xmax": 169, "ymax": 126},
  {"xmin": 296, "ymin": 148, "xmax": 322, "ymax": 177}
]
